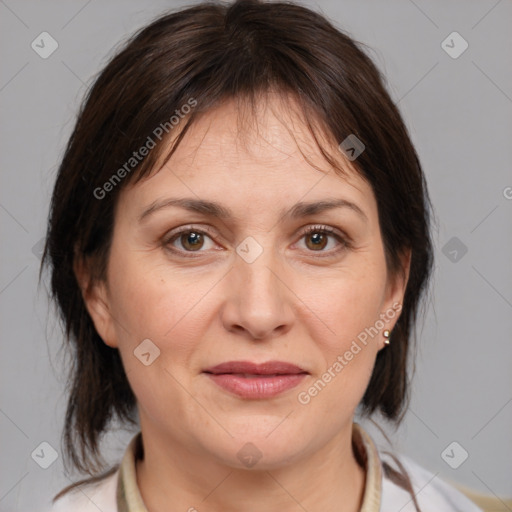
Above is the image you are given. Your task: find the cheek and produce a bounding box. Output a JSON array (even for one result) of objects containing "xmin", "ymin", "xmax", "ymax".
[
  {"xmin": 295, "ymin": 261, "xmax": 386, "ymax": 409},
  {"xmin": 304, "ymin": 260, "xmax": 387, "ymax": 347},
  {"xmin": 105, "ymin": 252, "xmax": 201, "ymax": 423},
  {"xmin": 106, "ymin": 246, "xmax": 203, "ymax": 342},
  {"xmin": 105, "ymin": 246, "xmax": 223, "ymax": 396}
]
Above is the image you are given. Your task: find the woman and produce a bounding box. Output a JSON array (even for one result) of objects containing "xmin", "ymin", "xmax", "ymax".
[{"xmin": 41, "ymin": 0, "xmax": 482, "ymax": 510}]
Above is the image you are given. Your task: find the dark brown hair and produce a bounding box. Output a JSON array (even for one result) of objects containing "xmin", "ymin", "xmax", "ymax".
[{"xmin": 41, "ymin": 0, "xmax": 434, "ymax": 508}]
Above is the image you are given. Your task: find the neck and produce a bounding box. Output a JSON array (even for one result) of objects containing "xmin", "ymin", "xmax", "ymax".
[{"xmin": 136, "ymin": 421, "xmax": 366, "ymax": 512}]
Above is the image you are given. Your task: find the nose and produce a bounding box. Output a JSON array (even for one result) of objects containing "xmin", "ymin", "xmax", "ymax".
[{"xmin": 220, "ymin": 246, "xmax": 295, "ymax": 341}]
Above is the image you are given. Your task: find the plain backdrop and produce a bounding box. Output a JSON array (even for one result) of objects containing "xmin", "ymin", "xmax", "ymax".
[{"xmin": 1, "ymin": 1, "xmax": 511, "ymax": 511}]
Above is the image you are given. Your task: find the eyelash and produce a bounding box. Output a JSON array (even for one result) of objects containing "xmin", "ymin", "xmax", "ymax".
[{"xmin": 162, "ymin": 224, "xmax": 350, "ymax": 259}]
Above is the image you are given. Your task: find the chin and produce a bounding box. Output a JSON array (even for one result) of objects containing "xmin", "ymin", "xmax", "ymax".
[{"xmin": 206, "ymin": 428, "xmax": 308, "ymax": 471}]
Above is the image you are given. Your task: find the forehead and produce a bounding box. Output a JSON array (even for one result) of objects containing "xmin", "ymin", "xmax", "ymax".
[
  {"xmin": 162, "ymin": 94, "xmax": 357, "ymax": 177},
  {"xmin": 121, "ymin": 94, "xmax": 375, "ymax": 219}
]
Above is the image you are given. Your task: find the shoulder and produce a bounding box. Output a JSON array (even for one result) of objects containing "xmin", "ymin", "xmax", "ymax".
[
  {"xmin": 48, "ymin": 470, "xmax": 119, "ymax": 512},
  {"xmin": 379, "ymin": 450, "xmax": 483, "ymax": 512}
]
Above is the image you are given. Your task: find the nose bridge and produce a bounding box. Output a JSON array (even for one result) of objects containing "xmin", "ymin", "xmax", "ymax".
[
  {"xmin": 223, "ymin": 236, "xmax": 294, "ymax": 338},
  {"xmin": 241, "ymin": 248, "xmax": 281, "ymax": 300}
]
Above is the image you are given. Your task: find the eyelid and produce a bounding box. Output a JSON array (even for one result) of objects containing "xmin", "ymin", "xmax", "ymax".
[
  {"xmin": 297, "ymin": 223, "xmax": 346, "ymax": 239},
  {"xmin": 162, "ymin": 224, "xmax": 219, "ymax": 248},
  {"xmin": 166, "ymin": 224, "xmax": 217, "ymax": 238}
]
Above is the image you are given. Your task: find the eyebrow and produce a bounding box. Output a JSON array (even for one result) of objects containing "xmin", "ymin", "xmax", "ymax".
[{"xmin": 138, "ymin": 197, "xmax": 368, "ymax": 223}]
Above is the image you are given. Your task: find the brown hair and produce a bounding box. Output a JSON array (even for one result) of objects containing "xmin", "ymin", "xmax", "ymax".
[{"xmin": 42, "ymin": 0, "xmax": 434, "ymax": 508}]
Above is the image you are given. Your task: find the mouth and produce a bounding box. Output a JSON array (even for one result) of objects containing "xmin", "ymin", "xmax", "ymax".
[
  {"xmin": 203, "ymin": 360, "xmax": 308, "ymax": 375},
  {"xmin": 202, "ymin": 360, "xmax": 309, "ymax": 399}
]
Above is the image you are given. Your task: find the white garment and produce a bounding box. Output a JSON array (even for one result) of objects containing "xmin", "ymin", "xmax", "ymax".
[{"xmin": 379, "ymin": 451, "xmax": 483, "ymax": 511}]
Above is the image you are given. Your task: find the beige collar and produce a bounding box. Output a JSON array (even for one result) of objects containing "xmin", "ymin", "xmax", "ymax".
[{"xmin": 116, "ymin": 422, "xmax": 382, "ymax": 512}]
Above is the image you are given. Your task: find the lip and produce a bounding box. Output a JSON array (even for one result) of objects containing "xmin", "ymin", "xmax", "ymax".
[
  {"xmin": 202, "ymin": 360, "xmax": 309, "ymax": 399},
  {"xmin": 203, "ymin": 360, "xmax": 307, "ymax": 375}
]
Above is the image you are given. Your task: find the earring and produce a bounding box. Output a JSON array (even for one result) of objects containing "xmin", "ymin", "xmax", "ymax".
[{"xmin": 383, "ymin": 329, "xmax": 391, "ymax": 345}]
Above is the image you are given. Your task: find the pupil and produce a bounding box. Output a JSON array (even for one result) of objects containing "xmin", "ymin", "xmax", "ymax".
[
  {"xmin": 184, "ymin": 232, "xmax": 202, "ymax": 250},
  {"xmin": 308, "ymin": 232, "xmax": 327, "ymax": 250}
]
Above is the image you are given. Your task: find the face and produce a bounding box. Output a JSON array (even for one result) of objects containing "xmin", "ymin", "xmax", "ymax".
[{"xmin": 81, "ymin": 94, "xmax": 410, "ymax": 470}]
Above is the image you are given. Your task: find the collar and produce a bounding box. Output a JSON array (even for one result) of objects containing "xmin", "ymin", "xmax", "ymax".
[{"xmin": 116, "ymin": 422, "xmax": 382, "ymax": 512}]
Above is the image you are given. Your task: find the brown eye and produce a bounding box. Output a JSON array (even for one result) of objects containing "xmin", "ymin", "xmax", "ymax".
[
  {"xmin": 305, "ymin": 231, "xmax": 328, "ymax": 251},
  {"xmin": 297, "ymin": 225, "xmax": 349, "ymax": 257},
  {"xmin": 165, "ymin": 227, "xmax": 216, "ymax": 255},
  {"xmin": 179, "ymin": 231, "xmax": 204, "ymax": 251}
]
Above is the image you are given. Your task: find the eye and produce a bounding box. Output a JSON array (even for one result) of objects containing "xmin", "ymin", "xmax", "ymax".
[
  {"xmin": 164, "ymin": 226, "xmax": 217, "ymax": 255},
  {"xmin": 296, "ymin": 224, "xmax": 349, "ymax": 255}
]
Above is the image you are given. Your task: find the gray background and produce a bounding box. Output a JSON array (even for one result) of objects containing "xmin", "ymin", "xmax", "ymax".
[{"xmin": 1, "ymin": 0, "xmax": 511, "ymax": 511}]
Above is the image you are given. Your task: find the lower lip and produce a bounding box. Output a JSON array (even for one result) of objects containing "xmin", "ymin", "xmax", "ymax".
[{"xmin": 204, "ymin": 373, "xmax": 307, "ymax": 399}]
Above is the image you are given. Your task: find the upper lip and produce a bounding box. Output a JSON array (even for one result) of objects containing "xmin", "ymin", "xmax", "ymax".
[{"xmin": 203, "ymin": 360, "xmax": 308, "ymax": 375}]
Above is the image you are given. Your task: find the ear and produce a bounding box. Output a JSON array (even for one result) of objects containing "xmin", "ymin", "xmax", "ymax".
[
  {"xmin": 382, "ymin": 247, "xmax": 412, "ymax": 331},
  {"xmin": 73, "ymin": 255, "xmax": 119, "ymax": 348}
]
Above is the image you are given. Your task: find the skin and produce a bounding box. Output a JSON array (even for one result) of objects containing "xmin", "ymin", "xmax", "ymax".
[{"xmin": 78, "ymin": 93, "xmax": 410, "ymax": 512}]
